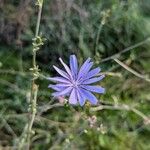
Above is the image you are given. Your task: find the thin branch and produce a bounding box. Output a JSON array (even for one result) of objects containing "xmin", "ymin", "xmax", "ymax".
[
  {"xmin": 38, "ymin": 103, "xmax": 64, "ymax": 115},
  {"xmin": 97, "ymin": 71, "xmax": 122, "ymax": 78},
  {"xmin": 0, "ymin": 109, "xmax": 17, "ymax": 140},
  {"xmin": 4, "ymin": 113, "xmax": 69, "ymax": 127},
  {"xmin": 95, "ymin": 23, "xmax": 104, "ymax": 53},
  {"xmin": 113, "ymin": 58, "xmax": 150, "ymax": 83},
  {"xmin": 95, "ymin": 10, "xmax": 110, "ymax": 54},
  {"xmin": 90, "ymin": 104, "xmax": 150, "ymax": 125},
  {"xmin": 101, "ymin": 37, "xmax": 150, "ymax": 63},
  {"xmin": 0, "ymin": 69, "xmax": 30, "ymax": 76},
  {"xmin": 1, "ymin": 117, "xmax": 17, "ymax": 138},
  {"xmin": 131, "ymin": 108, "xmax": 148, "ymax": 122}
]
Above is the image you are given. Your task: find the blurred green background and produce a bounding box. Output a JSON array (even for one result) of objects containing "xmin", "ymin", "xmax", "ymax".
[{"xmin": 0, "ymin": 0, "xmax": 150, "ymax": 149}]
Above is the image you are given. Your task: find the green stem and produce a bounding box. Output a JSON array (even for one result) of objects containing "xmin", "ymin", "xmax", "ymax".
[
  {"xmin": 18, "ymin": 1, "xmax": 44, "ymax": 150},
  {"xmin": 27, "ymin": 1, "xmax": 43, "ymax": 148},
  {"xmin": 35, "ymin": 2, "xmax": 43, "ymax": 37},
  {"xmin": 95, "ymin": 23, "xmax": 103, "ymax": 54},
  {"xmin": 26, "ymin": 84, "xmax": 38, "ymax": 149},
  {"xmin": 33, "ymin": 1, "xmax": 43, "ymax": 68}
]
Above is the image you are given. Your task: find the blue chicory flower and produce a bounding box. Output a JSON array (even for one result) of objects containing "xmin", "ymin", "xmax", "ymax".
[{"xmin": 48, "ymin": 55, "xmax": 105, "ymax": 106}]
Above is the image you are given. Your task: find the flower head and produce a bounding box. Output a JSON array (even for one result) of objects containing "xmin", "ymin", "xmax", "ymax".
[{"xmin": 48, "ymin": 55, "xmax": 105, "ymax": 106}]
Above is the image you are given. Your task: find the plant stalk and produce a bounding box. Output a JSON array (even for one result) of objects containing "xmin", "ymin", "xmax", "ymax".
[{"xmin": 26, "ymin": 1, "xmax": 43, "ymax": 149}]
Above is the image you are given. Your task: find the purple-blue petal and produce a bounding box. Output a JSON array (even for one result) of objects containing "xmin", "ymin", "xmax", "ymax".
[
  {"xmin": 81, "ymin": 85, "xmax": 105, "ymax": 94},
  {"xmin": 70, "ymin": 55, "xmax": 78, "ymax": 79},
  {"xmin": 53, "ymin": 65, "xmax": 69, "ymax": 79},
  {"xmin": 48, "ymin": 83, "xmax": 71, "ymax": 89},
  {"xmin": 77, "ymin": 58, "xmax": 91, "ymax": 78},
  {"xmin": 76, "ymin": 89, "xmax": 86, "ymax": 106},
  {"xmin": 79, "ymin": 88, "xmax": 98, "ymax": 105},
  {"xmin": 47, "ymin": 77, "xmax": 70, "ymax": 83},
  {"xmin": 48, "ymin": 55, "xmax": 105, "ymax": 106},
  {"xmin": 69, "ymin": 88, "xmax": 78, "ymax": 105},
  {"xmin": 84, "ymin": 67, "xmax": 101, "ymax": 80},
  {"xmin": 82, "ymin": 75, "xmax": 105, "ymax": 84},
  {"xmin": 52, "ymin": 87, "xmax": 72, "ymax": 97},
  {"xmin": 59, "ymin": 58, "xmax": 73, "ymax": 79},
  {"xmin": 48, "ymin": 84, "xmax": 66, "ymax": 91},
  {"xmin": 78, "ymin": 61, "xmax": 93, "ymax": 80}
]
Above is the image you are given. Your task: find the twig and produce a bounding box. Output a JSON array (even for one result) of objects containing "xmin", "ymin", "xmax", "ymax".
[
  {"xmin": 0, "ymin": 69, "xmax": 30, "ymax": 76},
  {"xmin": 38, "ymin": 103, "xmax": 64, "ymax": 115},
  {"xmin": 4, "ymin": 113, "xmax": 69, "ymax": 127},
  {"xmin": 95, "ymin": 10, "xmax": 110, "ymax": 54},
  {"xmin": 0, "ymin": 109, "xmax": 17, "ymax": 142},
  {"xmin": 90, "ymin": 104, "xmax": 150, "ymax": 125},
  {"xmin": 1, "ymin": 117, "xmax": 17, "ymax": 138},
  {"xmin": 113, "ymin": 58, "xmax": 150, "ymax": 83},
  {"xmin": 97, "ymin": 72, "xmax": 122, "ymax": 77},
  {"xmin": 101, "ymin": 37, "xmax": 150, "ymax": 62},
  {"xmin": 131, "ymin": 108, "xmax": 148, "ymax": 122},
  {"xmin": 95, "ymin": 23, "xmax": 103, "ymax": 53},
  {"xmin": 35, "ymin": 115, "xmax": 69, "ymax": 127}
]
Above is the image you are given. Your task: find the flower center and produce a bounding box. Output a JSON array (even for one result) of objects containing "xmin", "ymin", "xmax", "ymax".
[{"xmin": 72, "ymin": 80, "xmax": 79, "ymax": 88}]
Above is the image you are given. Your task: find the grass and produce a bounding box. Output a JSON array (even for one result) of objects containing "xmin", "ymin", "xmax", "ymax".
[{"xmin": 0, "ymin": 0, "xmax": 150, "ymax": 149}]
